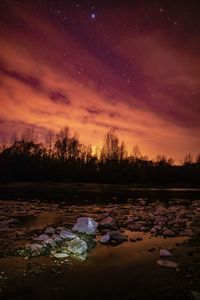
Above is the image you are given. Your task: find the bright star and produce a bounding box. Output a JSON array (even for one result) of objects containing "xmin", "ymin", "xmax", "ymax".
[{"xmin": 90, "ymin": 12, "xmax": 96, "ymax": 20}]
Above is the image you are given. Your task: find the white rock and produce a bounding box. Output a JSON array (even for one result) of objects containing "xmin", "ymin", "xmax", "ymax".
[
  {"xmin": 53, "ymin": 253, "xmax": 69, "ymax": 259},
  {"xmin": 59, "ymin": 230, "xmax": 77, "ymax": 239},
  {"xmin": 68, "ymin": 237, "xmax": 87, "ymax": 254},
  {"xmin": 100, "ymin": 233, "xmax": 110, "ymax": 243},
  {"xmin": 160, "ymin": 249, "xmax": 172, "ymax": 257},
  {"xmin": 72, "ymin": 217, "xmax": 98, "ymax": 234}
]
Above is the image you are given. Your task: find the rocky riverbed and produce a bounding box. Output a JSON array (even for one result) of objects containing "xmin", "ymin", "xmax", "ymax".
[{"xmin": 0, "ymin": 198, "xmax": 200, "ymax": 300}]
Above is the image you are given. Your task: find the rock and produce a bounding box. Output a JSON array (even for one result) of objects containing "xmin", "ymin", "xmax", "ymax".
[
  {"xmin": 148, "ymin": 248, "xmax": 156, "ymax": 252},
  {"xmin": 34, "ymin": 234, "xmax": 49, "ymax": 242},
  {"xmin": 44, "ymin": 227, "xmax": 55, "ymax": 235},
  {"xmin": 100, "ymin": 233, "xmax": 110, "ymax": 243},
  {"xmin": 130, "ymin": 237, "xmax": 142, "ymax": 242},
  {"xmin": 130, "ymin": 237, "xmax": 138, "ymax": 242},
  {"xmin": 73, "ymin": 217, "xmax": 98, "ymax": 234},
  {"xmin": 154, "ymin": 225, "xmax": 163, "ymax": 231},
  {"xmin": 25, "ymin": 243, "xmax": 43, "ymax": 252},
  {"xmin": 154, "ymin": 217, "xmax": 167, "ymax": 226},
  {"xmin": 163, "ymin": 229, "xmax": 175, "ymax": 237},
  {"xmin": 68, "ymin": 237, "xmax": 87, "ymax": 255},
  {"xmin": 157, "ymin": 259, "xmax": 178, "ymax": 269},
  {"xmin": 53, "ymin": 253, "xmax": 69, "ymax": 259},
  {"xmin": 139, "ymin": 226, "xmax": 149, "ymax": 231},
  {"xmin": 99, "ymin": 217, "xmax": 115, "ymax": 229},
  {"xmin": 0, "ymin": 218, "xmax": 19, "ymax": 231},
  {"xmin": 126, "ymin": 216, "xmax": 139, "ymax": 224},
  {"xmin": 6, "ymin": 218, "xmax": 20, "ymax": 226},
  {"xmin": 43, "ymin": 237, "xmax": 55, "ymax": 247},
  {"xmin": 150, "ymin": 227, "xmax": 157, "ymax": 234},
  {"xmin": 97, "ymin": 212, "xmax": 110, "ymax": 220},
  {"xmin": 109, "ymin": 231, "xmax": 128, "ymax": 244},
  {"xmin": 15, "ymin": 230, "xmax": 26, "ymax": 236},
  {"xmin": 75, "ymin": 252, "xmax": 87, "ymax": 261},
  {"xmin": 59, "ymin": 230, "xmax": 77, "ymax": 240},
  {"xmin": 160, "ymin": 249, "xmax": 172, "ymax": 257},
  {"xmin": 155, "ymin": 205, "xmax": 167, "ymax": 214},
  {"xmin": 127, "ymin": 223, "xmax": 142, "ymax": 231},
  {"xmin": 52, "ymin": 234, "xmax": 62, "ymax": 242}
]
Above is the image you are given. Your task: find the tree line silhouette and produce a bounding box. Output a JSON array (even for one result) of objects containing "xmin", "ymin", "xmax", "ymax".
[{"xmin": 0, "ymin": 127, "xmax": 199, "ymax": 186}]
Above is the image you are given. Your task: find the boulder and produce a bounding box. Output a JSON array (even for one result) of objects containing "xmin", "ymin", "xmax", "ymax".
[
  {"xmin": 72, "ymin": 217, "xmax": 98, "ymax": 234},
  {"xmin": 68, "ymin": 237, "xmax": 87, "ymax": 255}
]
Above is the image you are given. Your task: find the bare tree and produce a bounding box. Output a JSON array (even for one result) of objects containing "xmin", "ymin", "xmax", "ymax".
[
  {"xmin": 100, "ymin": 130, "xmax": 120, "ymax": 161},
  {"xmin": 79, "ymin": 144, "xmax": 93, "ymax": 163},
  {"xmin": 67, "ymin": 133, "xmax": 80, "ymax": 160},
  {"xmin": 132, "ymin": 145, "xmax": 141, "ymax": 159},
  {"xmin": 196, "ymin": 153, "xmax": 200, "ymax": 163},
  {"xmin": 54, "ymin": 127, "xmax": 70, "ymax": 160},
  {"xmin": 183, "ymin": 153, "xmax": 193, "ymax": 165},
  {"xmin": 21, "ymin": 127, "xmax": 37, "ymax": 143},
  {"xmin": 54, "ymin": 127, "xmax": 81, "ymax": 161},
  {"xmin": 0, "ymin": 137, "xmax": 8, "ymax": 153},
  {"xmin": 119, "ymin": 141, "xmax": 127, "ymax": 160},
  {"xmin": 45, "ymin": 130, "xmax": 55, "ymax": 157}
]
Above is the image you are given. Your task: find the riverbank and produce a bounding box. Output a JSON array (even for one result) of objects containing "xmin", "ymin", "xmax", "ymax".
[{"xmin": 0, "ymin": 198, "xmax": 200, "ymax": 299}]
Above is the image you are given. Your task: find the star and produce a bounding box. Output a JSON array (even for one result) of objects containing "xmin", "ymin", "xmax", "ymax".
[{"xmin": 90, "ymin": 12, "xmax": 96, "ymax": 20}]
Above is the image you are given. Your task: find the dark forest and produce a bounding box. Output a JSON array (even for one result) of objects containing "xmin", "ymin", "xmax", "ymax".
[{"xmin": 0, "ymin": 127, "xmax": 199, "ymax": 186}]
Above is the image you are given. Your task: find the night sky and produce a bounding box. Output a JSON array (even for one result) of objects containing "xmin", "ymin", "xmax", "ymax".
[{"xmin": 0, "ymin": 0, "xmax": 200, "ymax": 162}]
